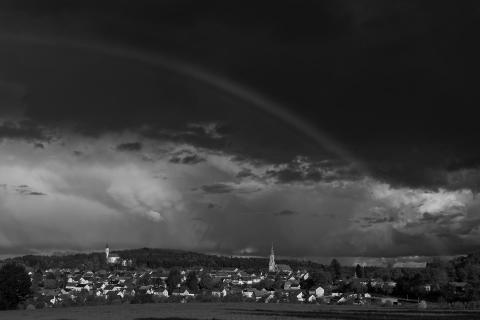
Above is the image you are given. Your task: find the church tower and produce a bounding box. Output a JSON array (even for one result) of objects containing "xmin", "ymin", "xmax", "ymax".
[
  {"xmin": 268, "ymin": 243, "xmax": 276, "ymax": 272},
  {"xmin": 105, "ymin": 243, "xmax": 110, "ymax": 262}
]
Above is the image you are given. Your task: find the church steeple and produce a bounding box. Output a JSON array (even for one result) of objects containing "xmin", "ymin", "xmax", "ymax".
[
  {"xmin": 268, "ymin": 242, "xmax": 276, "ymax": 272},
  {"xmin": 105, "ymin": 243, "xmax": 110, "ymax": 261}
]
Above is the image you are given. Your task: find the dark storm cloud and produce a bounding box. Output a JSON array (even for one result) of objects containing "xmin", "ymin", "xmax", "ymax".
[
  {"xmin": 199, "ymin": 182, "xmax": 261, "ymax": 194},
  {"xmin": 267, "ymin": 167, "xmax": 310, "ymax": 183},
  {"xmin": 169, "ymin": 149, "xmax": 205, "ymax": 165},
  {"xmin": 172, "ymin": 154, "xmax": 204, "ymax": 164},
  {"xmin": 187, "ymin": 122, "xmax": 228, "ymax": 139},
  {"xmin": 358, "ymin": 215, "xmax": 395, "ymax": 226},
  {"xmin": 418, "ymin": 212, "xmax": 465, "ymax": 224},
  {"xmin": 0, "ymin": 37, "xmax": 332, "ymax": 167},
  {"xmin": 0, "ymin": 1, "xmax": 478, "ymax": 191},
  {"xmin": 266, "ymin": 158, "xmax": 362, "ymax": 184},
  {"xmin": 15, "ymin": 185, "xmax": 46, "ymax": 196},
  {"xmin": 0, "ymin": 119, "xmax": 48, "ymax": 142},
  {"xmin": 27, "ymin": 191, "xmax": 46, "ymax": 196},
  {"xmin": 383, "ymin": 228, "xmax": 480, "ymax": 258},
  {"xmin": 272, "ymin": 209, "xmax": 298, "ymax": 216},
  {"xmin": 236, "ymin": 168, "xmax": 256, "ymax": 179},
  {"xmin": 200, "ymin": 183, "xmax": 235, "ymax": 194},
  {"xmin": 116, "ymin": 142, "xmax": 142, "ymax": 152}
]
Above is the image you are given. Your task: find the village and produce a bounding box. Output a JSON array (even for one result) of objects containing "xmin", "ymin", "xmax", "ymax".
[{"xmin": 17, "ymin": 244, "xmax": 416, "ymax": 310}]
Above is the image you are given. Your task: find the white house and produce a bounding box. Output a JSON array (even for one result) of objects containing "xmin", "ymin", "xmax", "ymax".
[
  {"xmin": 154, "ymin": 288, "xmax": 169, "ymax": 297},
  {"xmin": 107, "ymin": 254, "xmax": 121, "ymax": 264},
  {"xmin": 309, "ymin": 286, "xmax": 324, "ymax": 298},
  {"xmin": 212, "ymin": 288, "xmax": 227, "ymax": 297},
  {"xmin": 172, "ymin": 288, "xmax": 194, "ymax": 297},
  {"xmin": 296, "ymin": 291, "xmax": 305, "ymax": 302},
  {"xmin": 242, "ymin": 289, "xmax": 255, "ymax": 299}
]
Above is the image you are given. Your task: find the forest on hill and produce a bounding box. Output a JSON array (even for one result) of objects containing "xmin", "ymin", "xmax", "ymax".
[{"xmin": 1, "ymin": 248, "xmax": 324, "ymax": 272}]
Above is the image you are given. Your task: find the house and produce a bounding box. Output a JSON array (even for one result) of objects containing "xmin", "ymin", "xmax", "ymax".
[
  {"xmin": 300, "ymin": 272, "xmax": 309, "ymax": 280},
  {"xmin": 154, "ymin": 288, "xmax": 169, "ymax": 297},
  {"xmin": 61, "ymin": 288, "xmax": 71, "ymax": 295},
  {"xmin": 172, "ymin": 288, "xmax": 194, "ymax": 297},
  {"xmin": 264, "ymin": 293, "xmax": 275, "ymax": 303},
  {"xmin": 369, "ymin": 278, "xmax": 384, "ymax": 288},
  {"xmin": 284, "ymin": 280, "xmax": 301, "ymax": 290},
  {"xmin": 422, "ymin": 284, "xmax": 432, "ymax": 292},
  {"xmin": 242, "ymin": 289, "xmax": 255, "ymax": 299},
  {"xmin": 65, "ymin": 283, "xmax": 77, "ymax": 290},
  {"xmin": 49, "ymin": 295, "xmax": 60, "ymax": 305},
  {"xmin": 103, "ymin": 284, "xmax": 117, "ymax": 294},
  {"xmin": 296, "ymin": 291, "xmax": 305, "ymax": 302},
  {"xmin": 251, "ymin": 288, "xmax": 270, "ymax": 301},
  {"xmin": 242, "ymin": 276, "xmax": 254, "ymax": 285},
  {"xmin": 212, "ymin": 288, "xmax": 227, "ymax": 298},
  {"xmin": 121, "ymin": 259, "xmax": 133, "ymax": 267},
  {"xmin": 309, "ymin": 286, "xmax": 324, "ymax": 298},
  {"xmin": 107, "ymin": 253, "xmax": 121, "ymax": 264},
  {"xmin": 139, "ymin": 285, "xmax": 154, "ymax": 295},
  {"xmin": 276, "ymin": 264, "xmax": 292, "ymax": 273},
  {"xmin": 381, "ymin": 297, "xmax": 400, "ymax": 306},
  {"xmin": 72, "ymin": 283, "xmax": 90, "ymax": 292},
  {"xmin": 307, "ymin": 295, "xmax": 316, "ymax": 303},
  {"xmin": 449, "ymin": 282, "xmax": 468, "ymax": 293}
]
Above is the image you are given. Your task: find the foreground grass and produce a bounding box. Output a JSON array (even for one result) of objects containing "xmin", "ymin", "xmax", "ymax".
[{"xmin": 2, "ymin": 303, "xmax": 480, "ymax": 320}]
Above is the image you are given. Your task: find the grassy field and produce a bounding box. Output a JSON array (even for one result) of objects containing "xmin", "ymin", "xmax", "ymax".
[{"xmin": 1, "ymin": 303, "xmax": 480, "ymax": 320}]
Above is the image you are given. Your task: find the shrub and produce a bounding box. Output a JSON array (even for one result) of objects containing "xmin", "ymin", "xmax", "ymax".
[
  {"xmin": 0, "ymin": 263, "xmax": 31, "ymax": 310},
  {"xmin": 418, "ymin": 300, "xmax": 427, "ymax": 309}
]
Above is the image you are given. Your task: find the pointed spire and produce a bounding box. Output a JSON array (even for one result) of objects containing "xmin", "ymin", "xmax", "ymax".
[{"xmin": 269, "ymin": 241, "xmax": 276, "ymax": 272}]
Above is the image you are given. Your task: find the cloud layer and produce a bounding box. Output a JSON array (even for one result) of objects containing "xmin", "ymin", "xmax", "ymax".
[{"xmin": 0, "ymin": 1, "xmax": 479, "ymax": 260}]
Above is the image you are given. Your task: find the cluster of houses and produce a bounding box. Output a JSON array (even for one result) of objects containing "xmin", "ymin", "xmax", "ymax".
[
  {"xmin": 21, "ymin": 245, "xmax": 411, "ymax": 308},
  {"xmin": 26, "ymin": 265, "xmax": 409, "ymax": 308}
]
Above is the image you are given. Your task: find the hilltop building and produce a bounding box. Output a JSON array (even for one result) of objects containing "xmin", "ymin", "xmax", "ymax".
[
  {"xmin": 105, "ymin": 243, "xmax": 120, "ymax": 264},
  {"xmin": 105, "ymin": 243, "xmax": 127, "ymax": 265}
]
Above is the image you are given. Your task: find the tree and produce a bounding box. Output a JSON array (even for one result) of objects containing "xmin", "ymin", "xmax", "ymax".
[
  {"xmin": 330, "ymin": 259, "xmax": 342, "ymax": 280},
  {"xmin": 355, "ymin": 264, "xmax": 364, "ymax": 278},
  {"xmin": 166, "ymin": 268, "xmax": 182, "ymax": 294},
  {"xmin": 301, "ymin": 271, "xmax": 330, "ymax": 290},
  {"xmin": 186, "ymin": 271, "xmax": 199, "ymax": 293},
  {"xmin": 199, "ymin": 274, "xmax": 214, "ymax": 290},
  {"xmin": 0, "ymin": 263, "xmax": 31, "ymax": 310}
]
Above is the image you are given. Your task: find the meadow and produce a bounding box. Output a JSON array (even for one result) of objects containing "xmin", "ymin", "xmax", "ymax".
[{"xmin": 1, "ymin": 303, "xmax": 480, "ymax": 320}]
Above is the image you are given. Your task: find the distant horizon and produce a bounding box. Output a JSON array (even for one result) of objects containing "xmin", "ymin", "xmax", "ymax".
[{"xmin": 0, "ymin": 246, "xmax": 464, "ymax": 268}]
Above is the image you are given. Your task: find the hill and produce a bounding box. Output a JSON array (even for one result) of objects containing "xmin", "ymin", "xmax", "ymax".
[{"xmin": 1, "ymin": 247, "xmax": 324, "ymax": 271}]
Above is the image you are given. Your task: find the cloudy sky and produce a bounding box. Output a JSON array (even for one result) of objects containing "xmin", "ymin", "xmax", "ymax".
[{"xmin": 0, "ymin": 0, "xmax": 479, "ymax": 262}]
